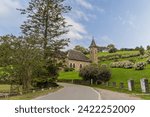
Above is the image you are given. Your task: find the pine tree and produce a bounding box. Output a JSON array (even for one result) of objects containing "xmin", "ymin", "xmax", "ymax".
[{"xmin": 19, "ymin": 0, "xmax": 71, "ymax": 59}]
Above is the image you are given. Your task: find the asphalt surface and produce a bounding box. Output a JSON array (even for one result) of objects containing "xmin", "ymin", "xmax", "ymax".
[
  {"xmin": 35, "ymin": 83, "xmax": 141, "ymax": 100},
  {"xmin": 96, "ymin": 88, "xmax": 141, "ymax": 100},
  {"xmin": 35, "ymin": 83, "xmax": 101, "ymax": 100}
]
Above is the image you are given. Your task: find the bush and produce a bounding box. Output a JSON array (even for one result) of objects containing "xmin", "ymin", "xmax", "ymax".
[
  {"xmin": 110, "ymin": 61, "xmax": 134, "ymax": 69},
  {"xmin": 64, "ymin": 67, "xmax": 74, "ymax": 72},
  {"xmin": 79, "ymin": 64, "xmax": 111, "ymax": 83},
  {"xmin": 134, "ymin": 62, "xmax": 146, "ymax": 70},
  {"xmin": 97, "ymin": 65, "xmax": 111, "ymax": 82},
  {"xmin": 98, "ymin": 52, "xmax": 140, "ymax": 61},
  {"xmin": 108, "ymin": 48, "xmax": 117, "ymax": 53},
  {"xmin": 123, "ymin": 61, "xmax": 134, "ymax": 69},
  {"xmin": 146, "ymin": 58, "xmax": 150, "ymax": 64}
]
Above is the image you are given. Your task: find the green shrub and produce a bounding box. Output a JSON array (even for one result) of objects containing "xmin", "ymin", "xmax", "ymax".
[
  {"xmin": 79, "ymin": 64, "xmax": 111, "ymax": 83},
  {"xmin": 64, "ymin": 67, "xmax": 74, "ymax": 72},
  {"xmin": 98, "ymin": 52, "xmax": 140, "ymax": 61},
  {"xmin": 123, "ymin": 61, "xmax": 134, "ymax": 69},
  {"xmin": 146, "ymin": 58, "xmax": 150, "ymax": 64},
  {"xmin": 110, "ymin": 61, "xmax": 134, "ymax": 69},
  {"xmin": 97, "ymin": 65, "xmax": 111, "ymax": 82},
  {"xmin": 134, "ymin": 62, "xmax": 146, "ymax": 70}
]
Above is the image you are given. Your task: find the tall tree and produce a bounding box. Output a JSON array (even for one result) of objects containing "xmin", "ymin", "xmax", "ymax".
[
  {"xmin": 0, "ymin": 35, "xmax": 43, "ymax": 92},
  {"xmin": 74, "ymin": 45, "xmax": 89, "ymax": 54},
  {"xmin": 19, "ymin": 0, "xmax": 71, "ymax": 60},
  {"xmin": 107, "ymin": 44, "xmax": 117, "ymax": 53}
]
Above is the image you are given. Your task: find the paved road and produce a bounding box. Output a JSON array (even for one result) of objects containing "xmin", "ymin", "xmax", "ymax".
[
  {"xmin": 96, "ymin": 88, "xmax": 141, "ymax": 100},
  {"xmin": 35, "ymin": 83, "xmax": 141, "ymax": 100},
  {"xmin": 35, "ymin": 83, "xmax": 101, "ymax": 100}
]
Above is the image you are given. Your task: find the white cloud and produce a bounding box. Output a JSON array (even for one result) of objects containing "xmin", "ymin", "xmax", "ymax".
[
  {"xmin": 65, "ymin": 16, "xmax": 87, "ymax": 40},
  {"xmin": 76, "ymin": 0, "xmax": 93, "ymax": 10},
  {"xmin": 116, "ymin": 12, "xmax": 136, "ymax": 28},
  {"xmin": 73, "ymin": 10, "xmax": 89, "ymax": 21},
  {"xmin": 0, "ymin": 0, "xmax": 22, "ymax": 17}
]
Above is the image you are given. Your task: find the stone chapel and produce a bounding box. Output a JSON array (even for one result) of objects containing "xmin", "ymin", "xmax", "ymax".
[{"xmin": 66, "ymin": 38, "xmax": 98, "ymax": 70}]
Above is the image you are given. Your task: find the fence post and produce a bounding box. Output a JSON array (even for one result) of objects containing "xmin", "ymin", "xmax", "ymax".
[
  {"xmin": 72, "ymin": 79, "xmax": 74, "ymax": 84},
  {"xmin": 140, "ymin": 78, "xmax": 149, "ymax": 93},
  {"xmin": 90, "ymin": 79, "xmax": 93, "ymax": 85},
  {"xmin": 112, "ymin": 82, "xmax": 116, "ymax": 87},
  {"xmin": 120, "ymin": 82, "xmax": 124, "ymax": 89},
  {"xmin": 106, "ymin": 82, "xmax": 110, "ymax": 86},
  {"xmin": 128, "ymin": 80, "xmax": 134, "ymax": 91}
]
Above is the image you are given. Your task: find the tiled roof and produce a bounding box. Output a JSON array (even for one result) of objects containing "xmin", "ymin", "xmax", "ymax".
[
  {"xmin": 89, "ymin": 39, "xmax": 97, "ymax": 48},
  {"xmin": 67, "ymin": 50, "xmax": 91, "ymax": 62}
]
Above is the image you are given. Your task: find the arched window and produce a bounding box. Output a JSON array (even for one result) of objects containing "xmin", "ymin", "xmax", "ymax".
[
  {"xmin": 70, "ymin": 63, "xmax": 72, "ymax": 68},
  {"xmin": 73, "ymin": 63, "xmax": 75, "ymax": 68},
  {"xmin": 80, "ymin": 64, "xmax": 82, "ymax": 69}
]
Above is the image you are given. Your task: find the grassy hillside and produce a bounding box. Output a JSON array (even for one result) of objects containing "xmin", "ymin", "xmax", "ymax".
[
  {"xmin": 58, "ymin": 65, "xmax": 150, "ymax": 82},
  {"xmin": 98, "ymin": 50, "xmax": 139, "ymax": 56},
  {"xmin": 58, "ymin": 50, "xmax": 150, "ymax": 91}
]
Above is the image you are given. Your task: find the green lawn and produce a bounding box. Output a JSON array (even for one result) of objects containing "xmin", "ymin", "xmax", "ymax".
[
  {"xmin": 58, "ymin": 71, "xmax": 81, "ymax": 80},
  {"xmin": 58, "ymin": 65, "xmax": 150, "ymax": 92},
  {"xmin": 58, "ymin": 65, "xmax": 150, "ymax": 83}
]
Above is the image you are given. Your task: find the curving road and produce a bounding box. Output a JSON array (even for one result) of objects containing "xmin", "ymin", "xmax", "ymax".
[
  {"xmin": 35, "ymin": 83, "xmax": 101, "ymax": 100},
  {"xmin": 35, "ymin": 83, "xmax": 141, "ymax": 100}
]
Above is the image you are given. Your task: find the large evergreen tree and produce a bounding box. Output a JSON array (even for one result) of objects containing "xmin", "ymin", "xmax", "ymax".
[
  {"xmin": 19, "ymin": 0, "xmax": 71, "ymax": 60},
  {"xmin": 18, "ymin": 0, "xmax": 71, "ymax": 89}
]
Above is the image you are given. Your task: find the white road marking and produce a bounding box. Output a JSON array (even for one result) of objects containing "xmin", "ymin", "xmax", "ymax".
[{"xmin": 90, "ymin": 87, "xmax": 102, "ymax": 100}]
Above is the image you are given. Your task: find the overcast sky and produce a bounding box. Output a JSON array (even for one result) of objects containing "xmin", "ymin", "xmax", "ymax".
[{"xmin": 1, "ymin": 0, "xmax": 150, "ymax": 49}]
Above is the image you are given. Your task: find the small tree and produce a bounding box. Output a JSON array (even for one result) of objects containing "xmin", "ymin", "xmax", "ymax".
[
  {"xmin": 74, "ymin": 45, "xmax": 89, "ymax": 54},
  {"xmin": 139, "ymin": 46, "xmax": 145, "ymax": 55},
  {"xmin": 97, "ymin": 65, "xmax": 111, "ymax": 82},
  {"xmin": 147, "ymin": 45, "xmax": 150, "ymax": 50},
  {"xmin": 107, "ymin": 44, "xmax": 117, "ymax": 53},
  {"xmin": 79, "ymin": 64, "xmax": 111, "ymax": 83},
  {"xmin": 79, "ymin": 64, "xmax": 98, "ymax": 83}
]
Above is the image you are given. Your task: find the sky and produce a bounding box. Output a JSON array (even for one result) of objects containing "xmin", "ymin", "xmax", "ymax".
[{"xmin": 1, "ymin": 0, "xmax": 150, "ymax": 49}]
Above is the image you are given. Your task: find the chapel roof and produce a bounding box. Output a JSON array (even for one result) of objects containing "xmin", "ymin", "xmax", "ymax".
[
  {"xmin": 67, "ymin": 50, "xmax": 91, "ymax": 62},
  {"xmin": 89, "ymin": 38, "xmax": 97, "ymax": 48}
]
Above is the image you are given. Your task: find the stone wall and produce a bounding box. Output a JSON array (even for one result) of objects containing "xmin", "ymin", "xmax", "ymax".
[{"xmin": 67, "ymin": 59, "xmax": 90, "ymax": 71}]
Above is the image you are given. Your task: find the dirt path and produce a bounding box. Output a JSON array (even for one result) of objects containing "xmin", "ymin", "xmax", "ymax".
[{"xmin": 96, "ymin": 88, "xmax": 142, "ymax": 100}]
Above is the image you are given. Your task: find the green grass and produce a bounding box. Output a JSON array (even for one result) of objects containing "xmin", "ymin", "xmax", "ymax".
[
  {"xmin": 0, "ymin": 85, "xmax": 11, "ymax": 93},
  {"xmin": 59, "ymin": 65, "xmax": 150, "ymax": 82},
  {"xmin": 58, "ymin": 65, "xmax": 150, "ymax": 93},
  {"xmin": 97, "ymin": 50, "xmax": 139, "ymax": 56},
  {"xmin": 0, "ymin": 87, "xmax": 62, "ymax": 100},
  {"xmin": 58, "ymin": 71, "xmax": 81, "ymax": 80}
]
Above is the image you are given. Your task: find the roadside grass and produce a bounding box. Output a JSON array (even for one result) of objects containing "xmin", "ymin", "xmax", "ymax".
[
  {"xmin": 0, "ymin": 86, "xmax": 62, "ymax": 100},
  {"xmin": 91, "ymin": 84, "xmax": 150, "ymax": 100},
  {"xmin": 0, "ymin": 85, "xmax": 11, "ymax": 93}
]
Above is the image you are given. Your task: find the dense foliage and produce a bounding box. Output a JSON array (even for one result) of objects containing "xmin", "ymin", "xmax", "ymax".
[
  {"xmin": 79, "ymin": 64, "xmax": 111, "ymax": 83},
  {"xmin": 110, "ymin": 61, "xmax": 134, "ymax": 69},
  {"xmin": 134, "ymin": 62, "xmax": 146, "ymax": 70},
  {"xmin": 0, "ymin": 0, "xmax": 71, "ymax": 93},
  {"xmin": 98, "ymin": 52, "xmax": 140, "ymax": 61}
]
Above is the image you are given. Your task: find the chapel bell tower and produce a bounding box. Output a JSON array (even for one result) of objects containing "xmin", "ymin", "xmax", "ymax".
[{"xmin": 89, "ymin": 38, "xmax": 98, "ymax": 64}]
